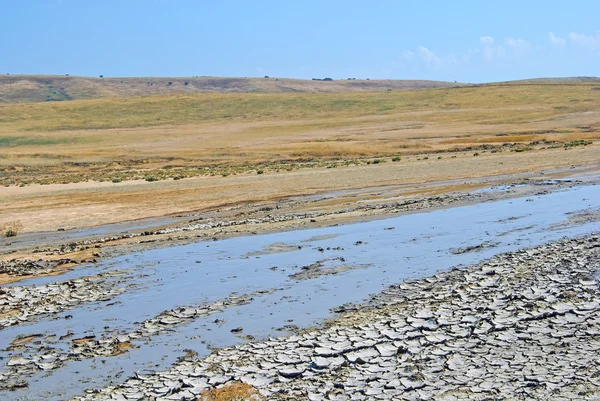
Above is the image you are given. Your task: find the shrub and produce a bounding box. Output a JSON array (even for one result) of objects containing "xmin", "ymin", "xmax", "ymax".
[
  {"xmin": 473, "ymin": 152, "xmax": 480, "ymax": 156},
  {"xmin": 145, "ymin": 176, "xmax": 158, "ymax": 182},
  {"xmin": 563, "ymin": 139, "xmax": 592, "ymax": 148},
  {"xmin": 198, "ymin": 382, "xmax": 263, "ymax": 401},
  {"xmin": 256, "ymin": 170, "xmax": 264, "ymax": 175},
  {"xmin": 372, "ymin": 159, "xmax": 381, "ymax": 164},
  {"xmin": 111, "ymin": 177, "xmax": 122, "ymax": 183},
  {"xmin": 392, "ymin": 156, "xmax": 401, "ymax": 162},
  {"xmin": 1, "ymin": 221, "xmax": 23, "ymax": 238}
]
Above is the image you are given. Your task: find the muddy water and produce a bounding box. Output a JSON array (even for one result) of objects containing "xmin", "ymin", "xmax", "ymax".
[{"xmin": 2, "ymin": 184, "xmax": 600, "ymax": 400}]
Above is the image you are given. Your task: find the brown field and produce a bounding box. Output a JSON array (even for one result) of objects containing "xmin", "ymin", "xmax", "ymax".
[{"xmin": 1, "ymin": 81, "xmax": 599, "ymax": 234}]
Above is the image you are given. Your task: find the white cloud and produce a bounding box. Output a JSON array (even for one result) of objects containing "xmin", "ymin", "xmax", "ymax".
[
  {"xmin": 505, "ymin": 38, "xmax": 531, "ymax": 52},
  {"xmin": 480, "ymin": 36, "xmax": 495, "ymax": 45},
  {"xmin": 418, "ymin": 46, "xmax": 436, "ymax": 65},
  {"xmin": 548, "ymin": 32, "xmax": 566, "ymax": 46},
  {"xmin": 401, "ymin": 50, "xmax": 413, "ymax": 60},
  {"xmin": 568, "ymin": 31, "xmax": 600, "ymax": 51},
  {"xmin": 415, "ymin": 46, "xmax": 461, "ymax": 70}
]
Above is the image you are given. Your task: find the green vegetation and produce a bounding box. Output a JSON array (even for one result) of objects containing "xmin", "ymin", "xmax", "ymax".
[
  {"xmin": 563, "ymin": 139, "xmax": 592, "ymax": 148},
  {"xmin": 0, "ymin": 136, "xmax": 77, "ymax": 147}
]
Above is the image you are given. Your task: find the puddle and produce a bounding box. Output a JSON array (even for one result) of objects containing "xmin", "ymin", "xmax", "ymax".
[{"xmin": 1, "ymin": 184, "xmax": 600, "ymax": 400}]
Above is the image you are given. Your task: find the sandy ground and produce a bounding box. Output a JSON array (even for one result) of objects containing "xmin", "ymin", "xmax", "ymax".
[{"xmin": 2, "ymin": 146, "xmax": 598, "ymax": 234}]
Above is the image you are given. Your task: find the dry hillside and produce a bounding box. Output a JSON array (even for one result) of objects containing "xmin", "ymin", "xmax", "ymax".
[{"xmin": 0, "ymin": 75, "xmax": 461, "ymax": 103}]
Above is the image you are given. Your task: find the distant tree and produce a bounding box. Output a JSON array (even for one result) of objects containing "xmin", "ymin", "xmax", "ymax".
[
  {"xmin": 366, "ymin": 78, "xmax": 370, "ymax": 80},
  {"xmin": 99, "ymin": 75, "xmax": 104, "ymax": 78},
  {"xmin": 264, "ymin": 75, "xmax": 269, "ymax": 78},
  {"xmin": 65, "ymin": 74, "xmax": 69, "ymax": 76},
  {"xmin": 323, "ymin": 77, "xmax": 333, "ymax": 81},
  {"xmin": 184, "ymin": 81, "xmax": 189, "ymax": 86},
  {"xmin": 167, "ymin": 81, "xmax": 173, "ymax": 86}
]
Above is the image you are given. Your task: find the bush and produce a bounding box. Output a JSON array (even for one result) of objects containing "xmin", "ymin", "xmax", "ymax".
[
  {"xmin": 145, "ymin": 176, "xmax": 158, "ymax": 182},
  {"xmin": 392, "ymin": 156, "xmax": 401, "ymax": 162},
  {"xmin": 473, "ymin": 152, "xmax": 480, "ymax": 156},
  {"xmin": 564, "ymin": 139, "xmax": 592, "ymax": 148},
  {"xmin": 1, "ymin": 221, "xmax": 23, "ymax": 238},
  {"xmin": 111, "ymin": 177, "xmax": 122, "ymax": 183},
  {"xmin": 256, "ymin": 170, "xmax": 264, "ymax": 175}
]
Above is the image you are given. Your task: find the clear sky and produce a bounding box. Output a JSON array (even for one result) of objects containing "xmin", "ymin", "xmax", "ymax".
[{"xmin": 2, "ymin": 0, "xmax": 599, "ymax": 82}]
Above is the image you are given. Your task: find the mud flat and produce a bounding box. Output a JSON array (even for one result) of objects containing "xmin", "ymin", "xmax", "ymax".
[
  {"xmin": 71, "ymin": 234, "xmax": 600, "ymax": 400},
  {"xmin": 0, "ymin": 180, "xmax": 599, "ymax": 400}
]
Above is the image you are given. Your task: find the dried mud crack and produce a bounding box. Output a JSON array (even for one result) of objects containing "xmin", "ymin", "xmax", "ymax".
[
  {"xmin": 0, "ymin": 271, "xmax": 131, "ymax": 330},
  {"xmin": 71, "ymin": 234, "xmax": 600, "ymax": 400},
  {"xmin": 0, "ymin": 289, "xmax": 277, "ymax": 390}
]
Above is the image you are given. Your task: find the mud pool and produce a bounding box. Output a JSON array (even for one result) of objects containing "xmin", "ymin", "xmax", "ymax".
[{"xmin": 1, "ymin": 183, "xmax": 600, "ymax": 400}]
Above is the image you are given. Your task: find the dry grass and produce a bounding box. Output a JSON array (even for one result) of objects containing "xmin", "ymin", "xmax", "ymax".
[
  {"xmin": 0, "ymin": 221, "xmax": 23, "ymax": 238},
  {"xmin": 198, "ymin": 382, "xmax": 263, "ymax": 401},
  {"xmin": 0, "ymin": 82, "xmax": 599, "ymax": 186},
  {"xmin": 1, "ymin": 82, "xmax": 600, "ymax": 234}
]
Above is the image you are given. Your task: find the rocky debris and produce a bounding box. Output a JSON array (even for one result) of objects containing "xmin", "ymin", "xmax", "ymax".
[
  {"xmin": 71, "ymin": 234, "xmax": 600, "ymax": 400},
  {"xmin": 0, "ymin": 258, "xmax": 95, "ymax": 277},
  {"xmin": 0, "ymin": 271, "xmax": 129, "ymax": 329},
  {"xmin": 289, "ymin": 260, "xmax": 370, "ymax": 281},
  {"xmin": 551, "ymin": 207, "xmax": 600, "ymax": 230},
  {"xmin": 450, "ymin": 241, "xmax": 499, "ymax": 254}
]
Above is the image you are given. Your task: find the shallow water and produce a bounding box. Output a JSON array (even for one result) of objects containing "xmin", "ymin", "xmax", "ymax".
[{"xmin": 2, "ymin": 184, "xmax": 600, "ymax": 400}]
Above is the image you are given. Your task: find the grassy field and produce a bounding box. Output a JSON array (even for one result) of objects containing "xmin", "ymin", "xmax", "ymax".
[{"xmin": 0, "ymin": 82, "xmax": 599, "ymax": 186}]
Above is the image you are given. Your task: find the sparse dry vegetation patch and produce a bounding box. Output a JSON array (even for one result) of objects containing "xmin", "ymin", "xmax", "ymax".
[
  {"xmin": 198, "ymin": 382, "xmax": 263, "ymax": 401},
  {"xmin": 1, "ymin": 221, "xmax": 23, "ymax": 238}
]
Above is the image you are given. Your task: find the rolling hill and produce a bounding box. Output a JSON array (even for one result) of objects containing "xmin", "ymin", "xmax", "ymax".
[{"xmin": 0, "ymin": 75, "xmax": 462, "ymax": 104}]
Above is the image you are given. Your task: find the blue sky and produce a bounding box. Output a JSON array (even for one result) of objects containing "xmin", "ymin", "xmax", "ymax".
[{"xmin": 2, "ymin": 0, "xmax": 599, "ymax": 82}]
